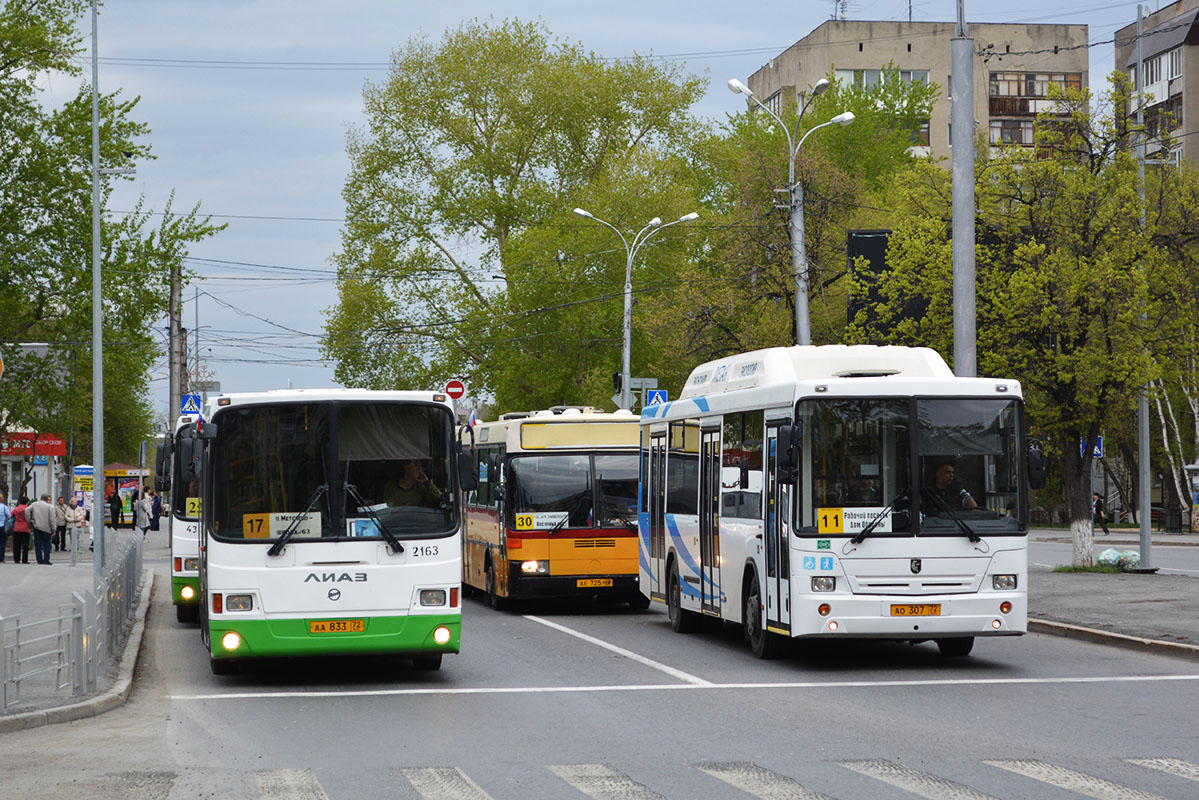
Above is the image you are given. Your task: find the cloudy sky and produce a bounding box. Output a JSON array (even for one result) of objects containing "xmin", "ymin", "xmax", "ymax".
[{"xmin": 54, "ymin": 0, "xmax": 1147, "ymax": 422}]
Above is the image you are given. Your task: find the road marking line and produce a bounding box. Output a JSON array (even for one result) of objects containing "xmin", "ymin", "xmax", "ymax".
[
  {"xmin": 401, "ymin": 767, "xmax": 493, "ymax": 800},
  {"xmin": 1127, "ymin": 757, "xmax": 1199, "ymax": 782},
  {"xmin": 523, "ymin": 614, "xmax": 711, "ymax": 685},
  {"xmin": 254, "ymin": 768, "xmax": 329, "ymax": 800},
  {"xmin": 169, "ymin": 673, "xmax": 1199, "ymax": 701},
  {"xmin": 697, "ymin": 761, "xmax": 837, "ymax": 800},
  {"xmin": 984, "ymin": 759, "xmax": 1168, "ymax": 800},
  {"xmin": 547, "ymin": 763, "xmax": 664, "ymax": 799},
  {"xmin": 839, "ymin": 759, "xmax": 999, "ymax": 800}
]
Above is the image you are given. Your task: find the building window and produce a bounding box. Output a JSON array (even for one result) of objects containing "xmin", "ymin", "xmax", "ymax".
[
  {"xmin": 910, "ymin": 119, "xmax": 930, "ymax": 146},
  {"xmin": 989, "ymin": 72, "xmax": 1082, "ymax": 98},
  {"xmin": 990, "ymin": 119, "xmax": 1034, "ymax": 146},
  {"xmin": 1168, "ymin": 48, "xmax": 1182, "ymax": 79},
  {"xmin": 765, "ymin": 90, "xmax": 782, "ymax": 116},
  {"xmin": 849, "ymin": 68, "xmax": 928, "ymax": 88},
  {"xmin": 1144, "ymin": 56, "xmax": 1162, "ymax": 86}
]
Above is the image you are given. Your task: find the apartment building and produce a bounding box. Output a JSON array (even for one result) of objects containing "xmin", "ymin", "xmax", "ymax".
[
  {"xmin": 746, "ymin": 20, "xmax": 1088, "ymax": 161},
  {"xmin": 1115, "ymin": 1, "xmax": 1198, "ymax": 165}
]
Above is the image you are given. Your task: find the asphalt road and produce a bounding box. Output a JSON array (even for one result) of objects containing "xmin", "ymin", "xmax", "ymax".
[
  {"xmin": 1030, "ymin": 538, "xmax": 1199, "ymax": 576},
  {"xmin": 1, "ymin": 566, "xmax": 1198, "ymax": 799}
]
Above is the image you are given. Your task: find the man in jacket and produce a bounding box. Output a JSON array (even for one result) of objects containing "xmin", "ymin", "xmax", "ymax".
[
  {"xmin": 0, "ymin": 492, "xmax": 10, "ymax": 562},
  {"xmin": 54, "ymin": 496, "xmax": 69, "ymax": 551},
  {"xmin": 28, "ymin": 493, "xmax": 56, "ymax": 565}
]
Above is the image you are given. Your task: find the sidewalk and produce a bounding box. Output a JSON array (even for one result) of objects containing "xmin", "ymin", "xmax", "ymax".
[{"xmin": 0, "ymin": 526, "xmax": 155, "ymax": 728}]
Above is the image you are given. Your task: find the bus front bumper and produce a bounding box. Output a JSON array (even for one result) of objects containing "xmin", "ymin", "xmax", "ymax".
[
  {"xmin": 507, "ymin": 569, "xmax": 641, "ymax": 600},
  {"xmin": 790, "ymin": 592, "xmax": 1027, "ymax": 638},
  {"xmin": 208, "ymin": 613, "xmax": 461, "ymax": 659}
]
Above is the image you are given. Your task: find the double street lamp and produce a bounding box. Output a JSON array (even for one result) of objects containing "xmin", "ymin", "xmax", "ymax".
[
  {"xmin": 728, "ymin": 77, "xmax": 854, "ymax": 346},
  {"xmin": 573, "ymin": 208, "xmax": 699, "ymax": 410}
]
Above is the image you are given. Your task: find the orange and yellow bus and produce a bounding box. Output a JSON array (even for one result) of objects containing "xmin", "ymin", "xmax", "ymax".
[{"xmin": 462, "ymin": 407, "xmax": 647, "ymax": 609}]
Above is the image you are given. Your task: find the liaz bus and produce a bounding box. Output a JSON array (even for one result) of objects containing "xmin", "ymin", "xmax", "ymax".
[
  {"xmin": 184, "ymin": 389, "xmax": 476, "ymax": 674},
  {"xmin": 462, "ymin": 407, "xmax": 648, "ymax": 609},
  {"xmin": 638, "ymin": 345, "xmax": 1044, "ymax": 659},
  {"xmin": 155, "ymin": 413, "xmax": 208, "ymax": 623}
]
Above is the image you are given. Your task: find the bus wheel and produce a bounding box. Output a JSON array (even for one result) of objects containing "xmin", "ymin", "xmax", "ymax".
[
  {"xmin": 667, "ymin": 563, "xmax": 699, "ymax": 633},
  {"xmin": 485, "ymin": 564, "xmax": 507, "ymax": 611},
  {"xmin": 936, "ymin": 637, "xmax": 974, "ymax": 657},
  {"xmin": 628, "ymin": 593, "xmax": 651, "ymax": 610},
  {"xmin": 412, "ymin": 654, "xmax": 442, "ymax": 671},
  {"xmin": 210, "ymin": 657, "xmax": 239, "ymax": 676},
  {"xmin": 745, "ymin": 572, "xmax": 780, "ymax": 659},
  {"xmin": 177, "ymin": 603, "xmax": 199, "ymax": 623}
]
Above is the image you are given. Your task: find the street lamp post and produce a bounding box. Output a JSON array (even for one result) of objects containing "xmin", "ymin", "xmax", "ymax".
[
  {"xmin": 573, "ymin": 208, "xmax": 699, "ymax": 410},
  {"xmin": 728, "ymin": 78, "xmax": 854, "ymax": 346}
]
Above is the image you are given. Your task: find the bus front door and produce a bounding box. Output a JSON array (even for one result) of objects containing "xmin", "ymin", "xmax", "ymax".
[
  {"xmin": 650, "ymin": 434, "xmax": 667, "ymax": 601},
  {"xmin": 765, "ymin": 427, "xmax": 791, "ymax": 634}
]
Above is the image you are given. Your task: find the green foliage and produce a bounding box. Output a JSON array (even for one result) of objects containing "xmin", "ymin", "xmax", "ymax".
[{"xmin": 0, "ymin": 1, "xmax": 223, "ymax": 466}]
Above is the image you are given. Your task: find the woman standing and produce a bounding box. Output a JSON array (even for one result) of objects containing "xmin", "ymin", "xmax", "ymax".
[
  {"xmin": 136, "ymin": 489, "xmax": 152, "ymax": 538},
  {"xmin": 11, "ymin": 496, "xmax": 31, "ymax": 564}
]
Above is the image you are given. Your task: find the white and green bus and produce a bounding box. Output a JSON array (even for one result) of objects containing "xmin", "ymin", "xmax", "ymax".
[
  {"xmin": 155, "ymin": 413, "xmax": 207, "ymax": 622},
  {"xmin": 186, "ymin": 389, "xmax": 474, "ymax": 674}
]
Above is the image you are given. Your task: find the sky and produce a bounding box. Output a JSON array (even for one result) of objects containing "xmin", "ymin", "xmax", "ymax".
[{"xmin": 50, "ymin": 0, "xmax": 1155, "ymax": 423}]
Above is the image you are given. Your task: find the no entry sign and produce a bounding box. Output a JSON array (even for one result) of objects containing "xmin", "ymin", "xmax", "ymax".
[{"xmin": 445, "ymin": 379, "xmax": 465, "ymax": 399}]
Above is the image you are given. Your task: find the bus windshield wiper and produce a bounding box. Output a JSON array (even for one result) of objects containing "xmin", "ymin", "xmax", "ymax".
[
  {"xmin": 344, "ymin": 481, "xmax": 404, "ymax": 555},
  {"xmin": 850, "ymin": 487, "xmax": 909, "ymax": 545},
  {"xmin": 268, "ymin": 484, "xmax": 328, "ymax": 557},
  {"xmin": 921, "ymin": 488, "xmax": 981, "ymax": 543},
  {"xmin": 598, "ymin": 497, "xmax": 637, "ymax": 531}
]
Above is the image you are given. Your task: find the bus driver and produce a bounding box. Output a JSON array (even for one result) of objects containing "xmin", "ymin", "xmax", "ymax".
[
  {"xmin": 384, "ymin": 459, "xmax": 443, "ymax": 508},
  {"xmin": 928, "ymin": 460, "xmax": 978, "ymax": 511}
]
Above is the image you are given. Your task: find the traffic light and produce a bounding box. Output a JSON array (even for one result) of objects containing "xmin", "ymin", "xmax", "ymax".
[{"xmin": 612, "ymin": 372, "xmax": 623, "ymax": 393}]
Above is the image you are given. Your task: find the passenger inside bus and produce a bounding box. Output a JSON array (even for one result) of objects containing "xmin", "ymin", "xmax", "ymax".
[{"xmin": 383, "ymin": 459, "xmax": 444, "ymax": 508}]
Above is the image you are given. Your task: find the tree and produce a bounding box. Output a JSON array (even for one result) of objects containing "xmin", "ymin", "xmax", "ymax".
[
  {"xmin": 324, "ymin": 18, "xmax": 704, "ymax": 409},
  {"xmin": 0, "ymin": 0, "xmax": 223, "ymax": 474},
  {"xmin": 848, "ymin": 75, "xmax": 1199, "ymax": 565}
]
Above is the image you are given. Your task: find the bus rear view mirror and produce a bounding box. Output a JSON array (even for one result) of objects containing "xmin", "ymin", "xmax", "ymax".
[
  {"xmin": 177, "ymin": 436, "xmax": 199, "ymax": 483},
  {"xmin": 777, "ymin": 424, "xmax": 800, "ymax": 484},
  {"xmin": 155, "ymin": 441, "xmax": 172, "ymax": 492},
  {"xmin": 1026, "ymin": 441, "xmax": 1046, "ymax": 490},
  {"xmin": 458, "ymin": 452, "xmax": 478, "ymax": 492}
]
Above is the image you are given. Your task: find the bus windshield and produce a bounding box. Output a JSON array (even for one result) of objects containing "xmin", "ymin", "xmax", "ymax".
[
  {"xmin": 172, "ymin": 429, "xmax": 201, "ymax": 522},
  {"xmin": 508, "ymin": 453, "xmax": 639, "ymax": 530},
  {"xmin": 796, "ymin": 397, "xmax": 1025, "ymax": 536},
  {"xmin": 209, "ymin": 402, "xmax": 456, "ymax": 542}
]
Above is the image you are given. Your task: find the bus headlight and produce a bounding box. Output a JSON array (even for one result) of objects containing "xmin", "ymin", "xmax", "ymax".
[
  {"xmin": 183, "ymin": 558, "xmax": 199, "ymax": 571},
  {"xmin": 419, "ymin": 589, "xmax": 447, "ymax": 606},
  {"xmin": 180, "ymin": 585, "xmax": 196, "ymax": 601},
  {"xmin": 432, "ymin": 626, "xmax": 452, "ymax": 645},
  {"xmin": 521, "ymin": 560, "xmax": 549, "ymax": 574},
  {"xmin": 225, "ymin": 594, "xmax": 253, "ymax": 612},
  {"xmin": 811, "ymin": 576, "xmax": 836, "ymax": 592},
  {"xmin": 992, "ymin": 574, "xmax": 1018, "ymax": 590},
  {"xmin": 221, "ymin": 632, "xmax": 242, "ymax": 651}
]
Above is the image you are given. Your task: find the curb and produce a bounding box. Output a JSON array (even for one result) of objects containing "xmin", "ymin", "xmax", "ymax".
[
  {"xmin": 1029, "ymin": 617, "xmax": 1199, "ymax": 662},
  {"xmin": 0, "ymin": 569, "xmax": 154, "ymax": 733}
]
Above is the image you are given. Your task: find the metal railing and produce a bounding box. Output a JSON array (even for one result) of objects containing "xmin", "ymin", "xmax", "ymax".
[{"xmin": 0, "ymin": 535, "xmax": 144, "ymax": 712}]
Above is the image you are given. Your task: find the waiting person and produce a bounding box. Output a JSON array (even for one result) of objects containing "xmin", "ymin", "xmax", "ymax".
[
  {"xmin": 54, "ymin": 495, "xmax": 68, "ymax": 551},
  {"xmin": 109, "ymin": 491, "xmax": 123, "ymax": 530},
  {"xmin": 11, "ymin": 496, "xmax": 31, "ymax": 563},
  {"xmin": 0, "ymin": 492, "xmax": 11, "ymax": 562},
  {"xmin": 927, "ymin": 460, "xmax": 978, "ymax": 511},
  {"xmin": 66, "ymin": 498, "xmax": 86, "ymax": 551},
  {"xmin": 150, "ymin": 490, "xmax": 162, "ymax": 531},
  {"xmin": 136, "ymin": 489, "xmax": 152, "ymax": 538},
  {"xmin": 383, "ymin": 459, "xmax": 443, "ymax": 508},
  {"xmin": 28, "ymin": 493, "xmax": 56, "ymax": 565},
  {"xmin": 1093, "ymin": 492, "xmax": 1110, "ymax": 535}
]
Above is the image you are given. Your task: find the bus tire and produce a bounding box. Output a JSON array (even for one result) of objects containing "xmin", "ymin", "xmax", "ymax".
[
  {"xmin": 628, "ymin": 592, "xmax": 651, "ymax": 610},
  {"xmin": 485, "ymin": 563, "xmax": 507, "ymax": 611},
  {"xmin": 176, "ymin": 603, "xmax": 199, "ymax": 624},
  {"xmin": 936, "ymin": 637, "xmax": 974, "ymax": 657},
  {"xmin": 744, "ymin": 571, "xmax": 781, "ymax": 659},
  {"xmin": 210, "ymin": 657, "xmax": 238, "ymax": 676},
  {"xmin": 667, "ymin": 562, "xmax": 700, "ymax": 633},
  {"xmin": 412, "ymin": 654, "xmax": 443, "ymax": 671}
]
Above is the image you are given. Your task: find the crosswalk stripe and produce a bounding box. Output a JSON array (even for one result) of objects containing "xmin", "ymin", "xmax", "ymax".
[
  {"xmin": 401, "ymin": 767, "xmax": 493, "ymax": 800},
  {"xmin": 838, "ymin": 760, "xmax": 999, "ymax": 800},
  {"xmin": 697, "ymin": 761, "xmax": 837, "ymax": 800},
  {"xmin": 254, "ymin": 769, "xmax": 330, "ymax": 800},
  {"xmin": 547, "ymin": 763, "xmax": 664, "ymax": 799},
  {"xmin": 1127, "ymin": 758, "xmax": 1199, "ymax": 783},
  {"xmin": 984, "ymin": 759, "xmax": 1169, "ymax": 800}
]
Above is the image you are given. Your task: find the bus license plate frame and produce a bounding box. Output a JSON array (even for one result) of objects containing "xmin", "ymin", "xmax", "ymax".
[
  {"xmin": 576, "ymin": 578, "xmax": 613, "ymax": 588},
  {"xmin": 889, "ymin": 603, "xmax": 942, "ymax": 617},
  {"xmin": 309, "ymin": 619, "xmax": 365, "ymax": 634}
]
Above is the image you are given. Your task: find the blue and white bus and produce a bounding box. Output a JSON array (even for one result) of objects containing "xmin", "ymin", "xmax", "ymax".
[{"xmin": 638, "ymin": 345, "xmax": 1041, "ymax": 658}]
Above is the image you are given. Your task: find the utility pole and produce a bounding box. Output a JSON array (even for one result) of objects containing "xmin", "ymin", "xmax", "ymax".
[
  {"xmin": 1135, "ymin": 5, "xmax": 1153, "ymax": 570},
  {"xmin": 951, "ymin": 0, "xmax": 977, "ymax": 377},
  {"xmin": 90, "ymin": 0, "xmax": 104, "ymax": 579},
  {"xmin": 168, "ymin": 260, "xmax": 184, "ymax": 425}
]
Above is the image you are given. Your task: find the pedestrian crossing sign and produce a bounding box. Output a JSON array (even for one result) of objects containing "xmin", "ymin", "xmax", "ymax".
[
  {"xmin": 181, "ymin": 394, "xmax": 202, "ymax": 415},
  {"xmin": 647, "ymin": 390, "xmax": 668, "ymax": 406}
]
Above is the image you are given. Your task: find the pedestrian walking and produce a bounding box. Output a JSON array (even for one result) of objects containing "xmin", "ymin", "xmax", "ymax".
[
  {"xmin": 29, "ymin": 493, "xmax": 56, "ymax": 564},
  {"xmin": 11, "ymin": 496, "xmax": 31, "ymax": 563},
  {"xmin": 1093, "ymin": 492, "xmax": 1110, "ymax": 535},
  {"xmin": 66, "ymin": 498, "xmax": 86, "ymax": 552},
  {"xmin": 109, "ymin": 491, "xmax": 123, "ymax": 530},
  {"xmin": 136, "ymin": 489, "xmax": 152, "ymax": 538},
  {"xmin": 54, "ymin": 495, "xmax": 68, "ymax": 551},
  {"xmin": 0, "ymin": 492, "xmax": 11, "ymax": 562}
]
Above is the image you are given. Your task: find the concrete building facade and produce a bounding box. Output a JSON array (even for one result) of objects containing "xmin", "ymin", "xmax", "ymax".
[
  {"xmin": 746, "ymin": 20, "xmax": 1089, "ymax": 161},
  {"xmin": 1115, "ymin": 0, "xmax": 1199, "ymax": 165}
]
